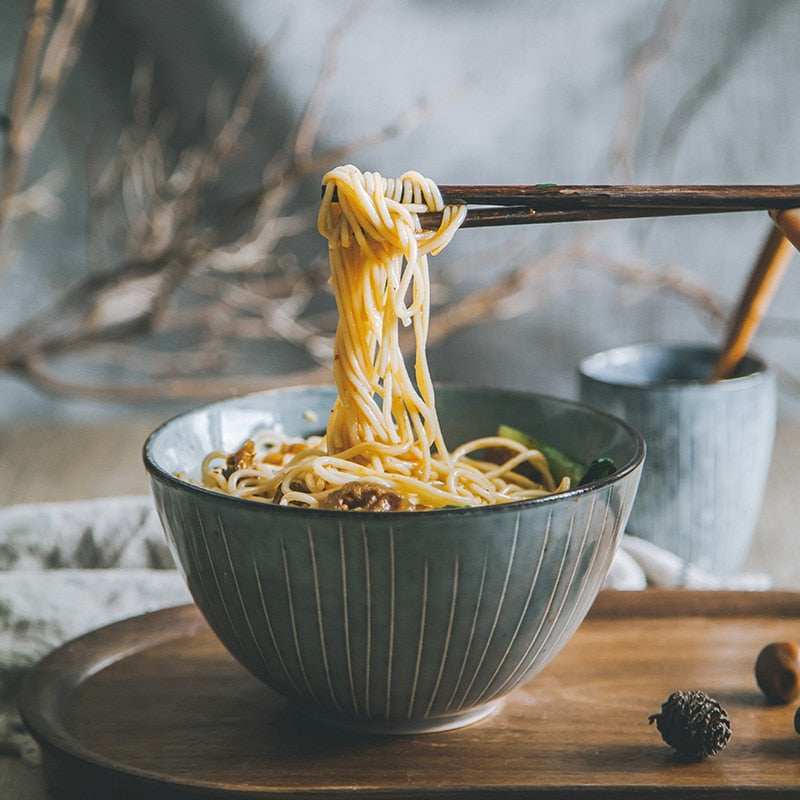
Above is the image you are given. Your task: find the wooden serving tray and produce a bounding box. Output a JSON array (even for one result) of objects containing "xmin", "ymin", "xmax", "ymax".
[{"xmin": 18, "ymin": 590, "xmax": 800, "ymax": 799}]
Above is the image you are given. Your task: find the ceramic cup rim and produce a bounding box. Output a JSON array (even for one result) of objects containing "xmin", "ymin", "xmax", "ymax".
[{"xmin": 579, "ymin": 342, "xmax": 771, "ymax": 393}]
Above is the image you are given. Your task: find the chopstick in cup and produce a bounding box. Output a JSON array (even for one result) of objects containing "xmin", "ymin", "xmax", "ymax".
[{"xmin": 709, "ymin": 225, "xmax": 795, "ymax": 381}]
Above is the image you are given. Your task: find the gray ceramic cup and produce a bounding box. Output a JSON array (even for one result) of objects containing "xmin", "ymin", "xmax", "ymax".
[{"xmin": 579, "ymin": 343, "xmax": 776, "ymax": 577}]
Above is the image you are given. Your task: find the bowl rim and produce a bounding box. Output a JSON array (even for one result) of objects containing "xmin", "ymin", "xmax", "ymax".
[{"xmin": 142, "ymin": 383, "xmax": 646, "ymax": 517}]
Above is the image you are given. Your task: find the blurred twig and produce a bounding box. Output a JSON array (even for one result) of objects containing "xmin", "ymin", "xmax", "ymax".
[
  {"xmin": 0, "ymin": 0, "xmax": 96, "ymax": 248},
  {"xmin": 608, "ymin": 0, "xmax": 690, "ymax": 182}
]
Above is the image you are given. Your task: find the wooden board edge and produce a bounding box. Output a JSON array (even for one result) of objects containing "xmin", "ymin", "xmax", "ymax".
[{"xmin": 589, "ymin": 588, "xmax": 800, "ymax": 620}]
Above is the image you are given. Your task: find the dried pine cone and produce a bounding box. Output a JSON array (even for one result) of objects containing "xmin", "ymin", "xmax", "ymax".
[{"xmin": 649, "ymin": 690, "xmax": 731, "ymax": 760}]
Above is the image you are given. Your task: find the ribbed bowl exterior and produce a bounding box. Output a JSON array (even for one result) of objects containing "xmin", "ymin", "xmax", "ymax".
[{"xmin": 145, "ymin": 386, "xmax": 644, "ymax": 733}]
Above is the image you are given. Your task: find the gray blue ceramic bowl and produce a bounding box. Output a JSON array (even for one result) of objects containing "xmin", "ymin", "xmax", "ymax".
[{"xmin": 143, "ymin": 385, "xmax": 644, "ymax": 734}]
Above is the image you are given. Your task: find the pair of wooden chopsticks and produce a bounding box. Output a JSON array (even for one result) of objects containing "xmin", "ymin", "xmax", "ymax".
[{"xmin": 409, "ymin": 184, "xmax": 800, "ymax": 228}]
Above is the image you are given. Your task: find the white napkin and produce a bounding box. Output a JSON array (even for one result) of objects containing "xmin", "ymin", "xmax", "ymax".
[{"xmin": 605, "ymin": 533, "xmax": 772, "ymax": 591}]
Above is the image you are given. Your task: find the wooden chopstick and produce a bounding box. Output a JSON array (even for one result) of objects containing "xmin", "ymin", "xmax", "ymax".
[
  {"xmin": 435, "ymin": 184, "xmax": 800, "ymax": 228},
  {"xmin": 436, "ymin": 184, "xmax": 800, "ymax": 209},
  {"xmin": 708, "ymin": 225, "xmax": 795, "ymax": 381},
  {"xmin": 423, "ymin": 205, "xmax": 752, "ymax": 229}
]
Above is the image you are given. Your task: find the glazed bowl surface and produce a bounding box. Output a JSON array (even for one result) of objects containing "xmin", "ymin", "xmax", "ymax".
[{"xmin": 144, "ymin": 385, "xmax": 644, "ymax": 733}]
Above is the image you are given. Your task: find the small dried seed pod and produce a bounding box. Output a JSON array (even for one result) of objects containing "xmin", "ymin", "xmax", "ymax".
[
  {"xmin": 649, "ymin": 690, "xmax": 731, "ymax": 760},
  {"xmin": 755, "ymin": 641, "xmax": 800, "ymax": 704}
]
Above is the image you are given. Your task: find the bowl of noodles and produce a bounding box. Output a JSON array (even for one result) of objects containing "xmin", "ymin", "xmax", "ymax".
[
  {"xmin": 143, "ymin": 166, "xmax": 644, "ymax": 733},
  {"xmin": 144, "ymin": 383, "xmax": 643, "ymax": 734}
]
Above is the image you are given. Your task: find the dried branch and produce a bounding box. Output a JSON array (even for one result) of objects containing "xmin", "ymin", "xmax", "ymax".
[
  {"xmin": 291, "ymin": 0, "xmax": 372, "ymax": 166},
  {"xmin": 17, "ymin": 356, "xmax": 331, "ymax": 403},
  {"xmin": 0, "ymin": 0, "xmax": 96, "ymax": 246},
  {"xmin": 25, "ymin": 0, "xmax": 96, "ymax": 143},
  {"xmin": 424, "ymin": 235, "xmax": 726, "ymax": 352},
  {"xmin": 0, "ymin": 0, "xmax": 54, "ymax": 235},
  {"xmin": 608, "ymin": 0, "xmax": 690, "ymax": 181},
  {"xmin": 426, "ymin": 242, "xmax": 591, "ymax": 347}
]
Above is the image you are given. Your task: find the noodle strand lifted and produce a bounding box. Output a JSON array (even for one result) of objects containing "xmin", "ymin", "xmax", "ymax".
[{"xmin": 201, "ymin": 166, "xmax": 570, "ymax": 509}]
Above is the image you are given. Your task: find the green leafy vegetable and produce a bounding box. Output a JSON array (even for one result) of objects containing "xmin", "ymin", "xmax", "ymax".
[
  {"xmin": 578, "ymin": 457, "xmax": 617, "ymax": 487},
  {"xmin": 497, "ymin": 424, "xmax": 584, "ymax": 485},
  {"xmin": 497, "ymin": 424, "xmax": 616, "ymax": 488}
]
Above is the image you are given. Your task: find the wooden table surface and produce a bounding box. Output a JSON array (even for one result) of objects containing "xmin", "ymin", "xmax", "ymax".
[{"xmin": 11, "ymin": 590, "xmax": 800, "ymax": 799}]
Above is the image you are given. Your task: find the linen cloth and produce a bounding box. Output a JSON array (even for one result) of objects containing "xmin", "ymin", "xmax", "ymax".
[{"xmin": 0, "ymin": 496, "xmax": 190, "ymax": 699}]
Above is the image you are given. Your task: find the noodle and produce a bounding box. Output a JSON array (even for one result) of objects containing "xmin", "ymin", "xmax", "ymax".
[{"xmin": 200, "ymin": 165, "xmax": 570, "ymax": 509}]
